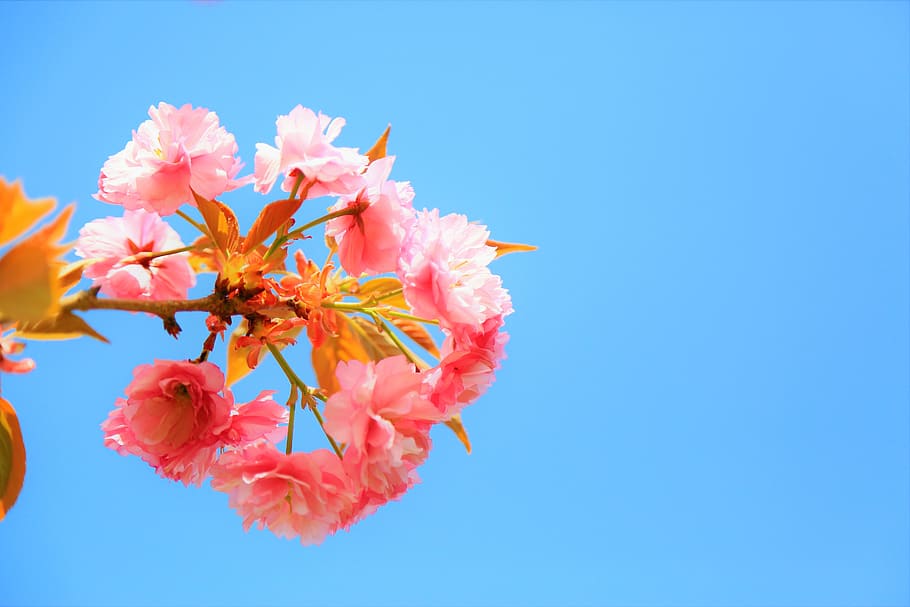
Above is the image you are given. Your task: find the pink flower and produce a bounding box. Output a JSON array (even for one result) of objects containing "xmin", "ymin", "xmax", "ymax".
[
  {"xmin": 75, "ymin": 209, "xmax": 196, "ymax": 301},
  {"xmin": 323, "ymin": 357, "xmax": 437, "ymax": 515},
  {"xmin": 0, "ymin": 330, "xmax": 35, "ymax": 374},
  {"xmin": 96, "ymin": 102, "xmax": 246, "ymax": 215},
  {"xmin": 101, "ymin": 360, "xmax": 287, "ymax": 486},
  {"xmin": 424, "ymin": 315, "xmax": 509, "ymax": 418},
  {"xmin": 397, "ymin": 210, "xmax": 512, "ymax": 331},
  {"xmin": 325, "ymin": 156, "xmax": 416, "ymax": 276},
  {"xmin": 211, "ymin": 443, "xmax": 355, "ymax": 545},
  {"xmin": 253, "ymin": 105, "xmax": 367, "ymax": 198}
]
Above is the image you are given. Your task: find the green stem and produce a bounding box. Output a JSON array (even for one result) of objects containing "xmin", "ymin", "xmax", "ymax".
[
  {"xmin": 121, "ymin": 245, "xmax": 195, "ymax": 265},
  {"xmin": 176, "ymin": 209, "xmax": 209, "ymax": 235},
  {"xmin": 372, "ymin": 288, "xmax": 403, "ymax": 302},
  {"xmin": 370, "ymin": 312, "xmax": 420, "ymax": 367},
  {"xmin": 288, "ymin": 173, "xmax": 306, "ymax": 201},
  {"xmin": 382, "ymin": 309, "xmax": 439, "ymax": 325},
  {"xmin": 286, "ymin": 397, "xmax": 297, "ymax": 455},
  {"xmin": 266, "ymin": 343, "xmax": 343, "ymax": 459}
]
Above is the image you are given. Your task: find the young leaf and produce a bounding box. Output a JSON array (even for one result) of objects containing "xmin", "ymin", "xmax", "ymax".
[
  {"xmin": 486, "ymin": 239, "xmax": 538, "ymax": 258},
  {"xmin": 192, "ymin": 191, "xmax": 240, "ymax": 255},
  {"xmin": 226, "ymin": 320, "xmax": 257, "ymax": 386},
  {"xmin": 0, "ymin": 397, "xmax": 26, "ymax": 521},
  {"xmin": 348, "ymin": 316, "xmax": 401, "ymax": 361},
  {"xmin": 311, "ymin": 314, "xmax": 371, "ymax": 396},
  {"xmin": 444, "ymin": 415, "xmax": 472, "ymax": 454},
  {"xmin": 356, "ymin": 277, "xmax": 408, "ymax": 310},
  {"xmin": 15, "ymin": 311, "xmax": 109, "ymax": 343},
  {"xmin": 365, "ymin": 124, "xmax": 391, "ymax": 163},
  {"xmin": 387, "ymin": 316, "xmax": 440, "ymax": 358},
  {"xmin": 0, "ymin": 178, "xmax": 55, "ymax": 247},
  {"xmin": 242, "ymin": 197, "xmax": 302, "ymax": 253},
  {"xmin": 57, "ymin": 259, "xmax": 96, "ymax": 295}
]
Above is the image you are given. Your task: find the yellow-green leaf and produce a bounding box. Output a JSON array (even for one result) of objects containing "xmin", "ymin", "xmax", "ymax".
[
  {"xmin": 348, "ymin": 316, "xmax": 401, "ymax": 361},
  {"xmin": 57, "ymin": 259, "xmax": 96, "ymax": 295},
  {"xmin": 15, "ymin": 311, "xmax": 109, "ymax": 343},
  {"xmin": 0, "ymin": 178, "xmax": 55, "ymax": 247},
  {"xmin": 486, "ymin": 238, "xmax": 538, "ymax": 258},
  {"xmin": 192, "ymin": 191, "xmax": 240, "ymax": 255},
  {"xmin": 356, "ymin": 277, "xmax": 408, "ymax": 310},
  {"xmin": 365, "ymin": 125, "xmax": 391, "ymax": 163},
  {"xmin": 444, "ymin": 415, "xmax": 472, "ymax": 454},
  {"xmin": 0, "ymin": 397, "xmax": 26, "ymax": 521}
]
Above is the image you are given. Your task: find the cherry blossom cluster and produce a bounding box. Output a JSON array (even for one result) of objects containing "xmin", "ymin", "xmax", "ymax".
[{"xmin": 72, "ymin": 102, "xmax": 520, "ymax": 544}]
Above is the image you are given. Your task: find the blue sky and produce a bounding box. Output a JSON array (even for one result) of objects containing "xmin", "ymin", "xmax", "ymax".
[{"xmin": 0, "ymin": 2, "xmax": 908, "ymax": 606}]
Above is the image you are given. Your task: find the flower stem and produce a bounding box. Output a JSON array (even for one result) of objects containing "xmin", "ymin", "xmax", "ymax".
[
  {"xmin": 285, "ymin": 384, "xmax": 298, "ymax": 455},
  {"xmin": 121, "ymin": 245, "xmax": 195, "ymax": 265},
  {"xmin": 176, "ymin": 209, "xmax": 208, "ymax": 235},
  {"xmin": 266, "ymin": 343, "xmax": 343, "ymax": 459}
]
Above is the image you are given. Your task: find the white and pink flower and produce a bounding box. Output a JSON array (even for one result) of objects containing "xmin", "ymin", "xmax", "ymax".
[
  {"xmin": 325, "ymin": 156, "xmax": 416, "ymax": 276},
  {"xmin": 253, "ymin": 105, "xmax": 367, "ymax": 198},
  {"xmin": 211, "ymin": 443, "xmax": 355, "ymax": 545},
  {"xmin": 323, "ymin": 357, "xmax": 438, "ymax": 517},
  {"xmin": 75, "ymin": 209, "xmax": 196, "ymax": 301},
  {"xmin": 101, "ymin": 360, "xmax": 287, "ymax": 486},
  {"xmin": 397, "ymin": 210, "xmax": 512, "ymax": 331},
  {"xmin": 96, "ymin": 102, "xmax": 246, "ymax": 215}
]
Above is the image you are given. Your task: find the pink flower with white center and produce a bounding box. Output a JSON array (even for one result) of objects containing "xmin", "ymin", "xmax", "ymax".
[
  {"xmin": 211, "ymin": 443, "xmax": 355, "ymax": 545},
  {"xmin": 323, "ymin": 357, "xmax": 438, "ymax": 516},
  {"xmin": 397, "ymin": 210, "xmax": 513, "ymax": 331},
  {"xmin": 75, "ymin": 209, "xmax": 196, "ymax": 301},
  {"xmin": 96, "ymin": 103, "xmax": 246, "ymax": 216},
  {"xmin": 101, "ymin": 360, "xmax": 287, "ymax": 486},
  {"xmin": 325, "ymin": 156, "xmax": 416, "ymax": 276},
  {"xmin": 424, "ymin": 315, "xmax": 509, "ymax": 418},
  {"xmin": 253, "ymin": 105, "xmax": 367, "ymax": 198}
]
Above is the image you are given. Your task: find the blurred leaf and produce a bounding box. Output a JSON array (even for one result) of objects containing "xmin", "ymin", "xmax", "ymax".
[
  {"xmin": 444, "ymin": 415, "xmax": 472, "ymax": 454},
  {"xmin": 311, "ymin": 314, "xmax": 371, "ymax": 396},
  {"xmin": 486, "ymin": 239, "xmax": 538, "ymax": 258},
  {"xmin": 365, "ymin": 124, "xmax": 391, "ymax": 163},
  {"xmin": 356, "ymin": 277, "xmax": 408, "ymax": 310},
  {"xmin": 15, "ymin": 311, "xmax": 108, "ymax": 343},
  {"xmin": 0, "ymin": 178, "xmax": 55, "ymax": 247},
  {"xmin": 242, "ymin": 197, "xmax": 302, "ymax": 253},
  {"xmin": 0, "ymin": 205, "xmax": 73, "ymax": 323},
  {"xmin": 387, "ymin": 315, "xmax": 440, "ymax": 358},
  {"xmin": 0, "ymin": 397, "xmax": 26, "ymax": 521},
  {"xmin": 192, "ymin": 191, "xmax": 240, "ymax": 255},
  {"xmin": 57, "ymin": 259, "xmax": 96, "ymax": 295}
]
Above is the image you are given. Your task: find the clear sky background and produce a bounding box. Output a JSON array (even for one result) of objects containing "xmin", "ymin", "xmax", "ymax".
[{"xmin": 0, "ymin": 2, "xmax": 908, "ymax": 606}]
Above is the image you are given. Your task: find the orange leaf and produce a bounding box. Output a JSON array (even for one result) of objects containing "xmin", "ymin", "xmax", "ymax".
[
  {"xmin": 486, "ymin": 239, "xmax": 538, "ymax": 258},
  {"xmin": 311, "ymin": 314, "xmax": 372, "ymax": 396},
  {"xmin": 356, "ymin": 276, "xmax": 408, "ymax": 310},
  {"xmin": 242, "ymin": 197, "xmax": 303, "ymax": 253},
  {"xmin": 0, "ymin": 205, "xmax": 73, "ymax": 323},
  {"xmin": 0, "ymin": 178, "xmax": 55, "ymax": 247},
  {"xmin": 365, "ymin": 124, "xmax": 391, "ymax": 163},
  {"xmin": 444, "ymin": 415, "xmax": 472, "ymax": 454},
  {"xmin": 388, "ymin": 316, "xmax": 440, "ymax": 358},
  {"xmin": 192, "ymin": 191, "xmax": 240, "ymax": 255},
  {"xmin": 57, "ymin": 259, "xmax": 95, "ymax": 294},
  {"xmin": 0, "ymin": 397, "xmax": 26, "ymax": 521}
]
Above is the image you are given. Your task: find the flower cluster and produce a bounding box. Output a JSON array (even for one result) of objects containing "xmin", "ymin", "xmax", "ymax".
[{"xmin": 29, "ymin": 101, "xmax": 529, "ymax": 544}]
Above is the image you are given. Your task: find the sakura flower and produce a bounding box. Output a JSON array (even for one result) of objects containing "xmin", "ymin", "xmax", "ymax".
[
  {"xmin": 397, "ymin": 210, "xmax": 513, "ymax": 331},
  {"xmin": 325, "ymin": 156, "xmax": 416, "ymax": 276},
  {"xmin": 253, "ymin": 105, "xmax": 367, "ymax": 198},
  {"xmin": 211, "ymin": 443, "xmax": 355, "ymax": 545},
  {"xmin": 75, "ymin": 209, "xmax": 195, "ymax": 301},
  {"xmin": 101, "ymin": 360, "xmax": 287, "ymax": 486},
  {"xmin": 323, "ymin": 357, "xmax": 438, "ymax": 515},
  {"xmin": 424, "ymin": 315, "xmax": 509, "ymax": 418},
  {"xmin": 96, "ymin": 102, "xmax": 246, "ymax": 215},
  {"xmin": 0, "ymin": 330, "xmax": 35, "ymax": 375}
]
